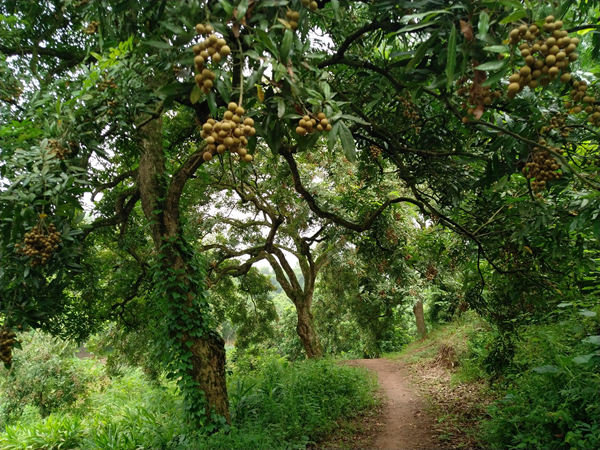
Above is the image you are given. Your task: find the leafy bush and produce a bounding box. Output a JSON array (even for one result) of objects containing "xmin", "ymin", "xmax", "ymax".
[
  {"xmin": 202, "ymin": 357, "xmax": 378, "ymax": 449},
  {"xmin": 1, "ymin": 354, "xmax": 377, "ymax": 449},
  {"xmin": 0, "ymin": 331, "xmax": 99, "ymax": 426},
  {"xmin": 480, "ymin": 312, "xmax": 600, "ymax": 449}
]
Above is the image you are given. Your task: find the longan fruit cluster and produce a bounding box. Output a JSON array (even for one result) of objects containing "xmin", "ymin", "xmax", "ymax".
[
  {"xmin": 84, "ymin": 20, "xmax": 99, "ymax": 34},
  {"xmin": 0, "ymin": 328, "xmax": 17, "ymax": 367},
  {"xmin": 522, "ymin": 144, "xmax": 562, "ymax": 191},
  {"xmin": 193, "ymin": 24, "xmax": 231, "ymax": 94},
  {"xmin": 48, "ymin": 139, "xmax": 70, "ymax": 160},
  {"xmin": 296, "ymin": 112, "xmax": 332, "ymax": 135},
  {"xmin": 566, "ymin": 80, "xmax": 600, "ymax": 126},
  {"xmin": 200, "ymin": 102, "xmax": 256, "ymax": 162},
  {"xmin": 398, "ymin": 95, "xmax": 420, "ymax": 120},
  {"xmin": 301, "ymin": 0, "xmax": 319, "ymax": 11},
  {"xmin": 540, "ymin": 114, "xmax": 571, "ymax": 139},
  {"xmin": 457, "ymin": 79, "xmax": 502, "ymax": 121},
  {"xmin": 370, "ymin": 145, "xmax": 382, "ymax": 159},
  {"xmin": 507, "ymin": 16, "xmax": 579, "ymax": 97},
  {"xmin": 397, "ymin": 95, "xmax": 423, "ymax": 132},
  {"xmin": 286, "ymin": 9, "xmax": 300, "ymax": 30},
  {"xmin": 97, "ymin": 78, "xmax": 117, "ymax": 92},
  {"xmin": 16, "ymin": 221, "xmax": 61, "ymax": 267}
]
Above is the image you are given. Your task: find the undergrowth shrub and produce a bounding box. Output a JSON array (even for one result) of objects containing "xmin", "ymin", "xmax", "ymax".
[
  {"xmin": 480, "ymin": 310, "xmax": 600, "ymax": 450},
  {"xmin": 201, "ymin": 357, "xmax": 378, "ymax": 449},
  {"xmin": 1, "ymin": 354, "xmax": 377, "ymax": 449},
  {"xmin": 0, "ymin": 331, "xmax": 99, "ymax": 426}
]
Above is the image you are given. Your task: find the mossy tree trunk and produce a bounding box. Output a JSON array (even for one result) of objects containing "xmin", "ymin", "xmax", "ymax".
[{"xmin": 138, "ymin": 117, "xmax": 230, "ymax": 422}]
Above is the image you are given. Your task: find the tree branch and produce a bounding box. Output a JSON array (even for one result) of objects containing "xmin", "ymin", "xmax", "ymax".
[{"xmin": 280, "ymin": 145, "xmax": 422, "ymax": 232}]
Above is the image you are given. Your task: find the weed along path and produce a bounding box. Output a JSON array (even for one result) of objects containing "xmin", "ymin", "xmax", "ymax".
[{"xmin": 349, "ymin": 359, "xmax": 443, "ymax": 450}]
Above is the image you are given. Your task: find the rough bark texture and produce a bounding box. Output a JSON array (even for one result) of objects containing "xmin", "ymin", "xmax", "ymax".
[
  {"xmin": 413, "ymin": 300, "xmax": 428, "ymax": 339},
  {"xmin": 138, "ymin": 117, "xmax": 230, "ymax": 422},
  {"xmin": 190, "ymin": 331, "xmax": 230, "ymax": 421},
  {"xmin": 296, "ymin": 301, "xmax": 323, "ymax": 358}
]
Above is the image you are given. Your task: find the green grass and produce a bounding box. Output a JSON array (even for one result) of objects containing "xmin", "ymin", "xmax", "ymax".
[
  {"xmin": 1, "ymin": 353, "xmax": 377, "ymax": 449},
  {"xmin": 385, "ymin": 310, "xmax": 488, "ymax": 371}
]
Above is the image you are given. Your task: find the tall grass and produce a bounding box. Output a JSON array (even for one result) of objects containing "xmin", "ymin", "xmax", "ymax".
[{"xmin": 1, "ymin": 343, "xmax": 377, "ymax": 449}]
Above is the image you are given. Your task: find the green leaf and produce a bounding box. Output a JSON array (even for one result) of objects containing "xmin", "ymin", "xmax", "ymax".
[
  {"xmin": 280, "ymin": 29, "xmax": 293, "ymax": 61},
  {"xmin": 341, "ymin": 114, "xmax": 369, "ymax": 125},
  {"xmin": 401, "ymin": 10, "xmax": 451, "ymax": 23},
  {"xmin": 327, "ymin": 121, "xmax": 340, "ymax": 151},
  {"xmin": 143, "ymin": 40, "xmax": 172, "ymax": 49},
  {"xmin": 207, "ymin": 91, "xmax": 217, "ymax": 117},
  {"xmin": 190, "ymin": 85, "xmax": 202, "ymax": 105},
  {"xmin": 255, "ymin": 30, "xmax": 278, "ymax": 57},
  {"xmin": 478, "ymin": 11, "xmax": 490, "ymax": 38},
  {"xmin": 408, "ymin": 34, "xmax": 437, "ymax": 69},
  {"xmin": 331, "ymin": 0, "xmax": 340, "ymax": 22},
  {"xmin": 236, "ymin": 0, "xmax": 249, "ymax": 20},
  {"xmin": 338, "ymin": 122, "xmax": 356, "ymax": 162},
  {"xmin": 500, "ymin": 9, "xmax": 527, "ymax": 24},
  {"xmin": 532, "ymin": 365, "xmax": 560, "ymax": 374},
  {"xmin": 482, "ymin": 68, "xmax": 508, "ymax": 87},
  {"xmin": 483, "ymin": 45, "xmax": 509, "ymax": 53},
  {"xmin": 475, "ymin": 60, "xmax": 508, "ymax": 71},
  {"xmin": 579, "ymin": 309, "xmax": 597, "ymax": 317},
  {"xmin": 218, "ymin": 0, "xmax": 234, "ymax": 17},
  {"xmin": 445, "ymin": 25, "xmax": 457, "ymax": 90},
  {"xmin": 277, "ymin": 97, "xmax": 285, "ymax": 118},
  {"xmin": 573, "ymin": 352, "xmax": 599, "ymax": 364},
  {"xmin": 583, "ymin": 335, "xmax": 600, "ymax": 346}
]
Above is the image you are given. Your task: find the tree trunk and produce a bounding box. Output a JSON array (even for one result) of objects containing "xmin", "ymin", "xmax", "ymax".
[
  {"xmin": 413, "ymin": 300, "xmax": 427, "ymax": 339},
  {"xmin": 138, "ymin": 117, "xmax": 230, "ymax": 422},
  {"xmin": 296, "ymin": 302, "xmax": 322, "ymax": 358},
  {"xmin": 189, "ymin": 331, "xmax": 230, "ymax": 421}
]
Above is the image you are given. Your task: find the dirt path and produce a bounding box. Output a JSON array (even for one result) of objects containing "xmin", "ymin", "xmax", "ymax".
[{"xmin": 348, "ymin": 358, "xmax": 444, "ymax": 450}]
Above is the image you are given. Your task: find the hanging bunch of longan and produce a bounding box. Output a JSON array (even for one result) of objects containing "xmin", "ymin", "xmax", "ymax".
[
  {"xmin": 521, "ymin": 143, "xmax": 562, "ymax": 191},
  {"xmin": 398, "ymin": 95, "xmax": 419, "ymax": 120},
  {"xmin": 370, "ymin": 145, "xmax": 382, "ymax": 159},
  {"xmin": 84, "ymin": 20, "xmax": 99, "ymax": 34},
  {"xmin": 48, "ymin": 139, "xmax": 70, "ymax": 160},
  {"xmin": 507, "ymin": 15, "xmax": 579, "ymax": 98},
  {"xmin": 200, "ymin": 102, "xmax": 256, "ymax": 162},
  {"xmin": 301, "ymin": 0, "xmax": 319, "ymax": 11},
  {"xmin": 295, "ymin": 112, "xmax": 332, "ymax": 135},
  {"xmin": 539, "ymin": 114, "xmax": 571, "ymax": 139},
  {"xmin": 97, "ymin": 77, "xmax": 117, "ymax": 92},
  {"xmin": 566, "ymin": 80, "xmax": 600, "ymax": 126},
  {"xmin": 285, "ymin": 9, "xmax": 300, "ymax": 30},
  {"xmin": 397, "ymin": 94, "xmax": 424, "ymax": 132},
  {"xmin": 15, "ymin": 216, "xmax": 62, "ymax": 267},
  {"xmin": 193, "ymin": 24, "xmax": 231, "ymax": 94},
  {"xmin": 0, "ymin": 328, "xmax": 17, "ymax": 367},
  {"xmin": 457, "ymin": 79, "xmax": 502, "ymax": 121}
]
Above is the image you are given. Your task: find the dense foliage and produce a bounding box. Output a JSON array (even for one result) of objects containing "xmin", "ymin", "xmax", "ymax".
[
  {"xmin": 1, "ymin": 0, "xmax": 599, "ymax": 447},
  {"xmin": 0, "ymin": 331, "xmax": 376, "ymax": 449}
]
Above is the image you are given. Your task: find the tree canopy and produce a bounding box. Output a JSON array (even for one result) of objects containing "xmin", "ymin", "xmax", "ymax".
[{"xmin": 1, "ymin": 0, "xmax": 600, "ymax": 424}]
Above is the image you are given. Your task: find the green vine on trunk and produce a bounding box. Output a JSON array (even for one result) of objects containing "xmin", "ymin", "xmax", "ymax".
[{"xmin": 150, "ymin": 237, "xmax": 223, "ymax": 428}]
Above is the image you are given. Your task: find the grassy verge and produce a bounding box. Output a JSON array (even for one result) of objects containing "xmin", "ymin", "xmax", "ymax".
[
  {"xmin": 1, "ymin": 335, "xmax": 378, "ymax": 449},
  {"xmin": 387, "ymin": 307, "xmax": 600, "ymax": 450}
]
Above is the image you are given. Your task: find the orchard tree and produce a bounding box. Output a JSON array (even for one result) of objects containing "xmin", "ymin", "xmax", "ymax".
[{"xmin": 2, "ymin": 0, "xmax": 600, "ymax": 426}]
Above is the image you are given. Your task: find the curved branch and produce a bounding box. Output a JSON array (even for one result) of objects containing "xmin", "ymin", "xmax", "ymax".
[
  {"xmin": 83, "ymin": 188, "xmax": 140, "ymax": 238},
  {"xmin": 279, "ymin": 145, "xmax": 422, "ymax": 232},
  {"xmin": 91, "ymin": 169, "xmax": 138, "ymax": 201}
]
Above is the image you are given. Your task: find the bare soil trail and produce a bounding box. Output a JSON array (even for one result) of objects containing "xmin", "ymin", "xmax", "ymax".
[{"xmin": 346, "ymin": 358, "xmax": 446, "ymax": 450}]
